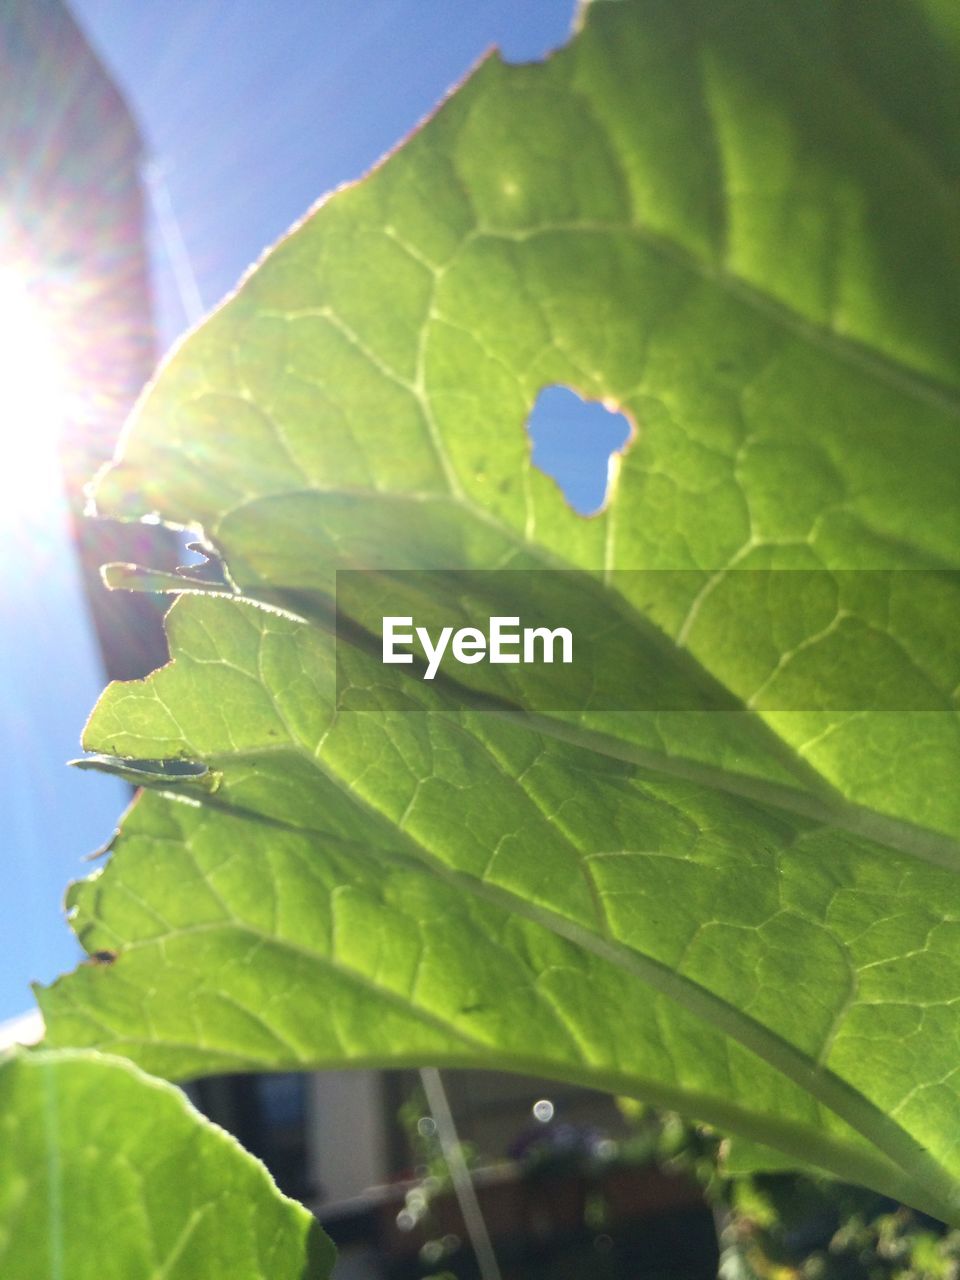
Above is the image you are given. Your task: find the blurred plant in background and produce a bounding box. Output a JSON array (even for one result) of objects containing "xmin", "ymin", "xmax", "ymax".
[{"xmin": 396, "ymin": 1090, "xmax": 960, "ymax": 1280}]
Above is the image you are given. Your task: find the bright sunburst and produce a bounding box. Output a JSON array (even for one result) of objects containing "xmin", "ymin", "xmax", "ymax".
[{"xmin": 0, "ymin": 267, "xmax": 68, "ymax": 522}]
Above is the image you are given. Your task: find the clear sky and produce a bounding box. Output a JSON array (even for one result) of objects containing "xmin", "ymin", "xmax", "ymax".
[{"xmin": 2, "ymin": 0, "xmax": 593, "ymax": 1020}]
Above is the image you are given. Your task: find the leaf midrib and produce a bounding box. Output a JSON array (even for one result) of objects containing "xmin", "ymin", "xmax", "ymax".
[
  {"xmin": 35, "ymin": 995, "xmax": 926, "ymax": 1215},
  {"xmin": 174, "ymin": 546, "xmax": 960, "ymax": 869},
  {"xmin": 128, "ymin": 737, "xmax": 960, "ymax": 1222},
  {"xmin": 59, "ymin": 781, "xmax": 953, "ymax": 1219}
]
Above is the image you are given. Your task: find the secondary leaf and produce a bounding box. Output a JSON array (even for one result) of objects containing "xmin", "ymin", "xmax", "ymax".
[
  {"xmin": 40, "ymin": 0, "xmax": 960, "ymax": 1224},
  {"xmin": 0, "ymin": 1049, "xmax": 332, "ymax": 1279}
]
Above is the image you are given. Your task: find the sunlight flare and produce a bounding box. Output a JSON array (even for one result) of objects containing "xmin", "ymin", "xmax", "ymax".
[{"xmin": 0, "ymin": 267, "xmax": 68, "ymax": 519}]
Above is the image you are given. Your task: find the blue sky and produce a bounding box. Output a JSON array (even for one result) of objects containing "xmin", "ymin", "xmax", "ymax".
[{"xmin": 2, "ymin": 0, "xmax": 586, "ymax": 1020}]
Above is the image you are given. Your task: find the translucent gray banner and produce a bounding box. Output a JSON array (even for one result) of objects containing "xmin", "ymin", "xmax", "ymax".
[{"xmin": 334, "ymin": 569, "xmax": 959, "ymax": 713}]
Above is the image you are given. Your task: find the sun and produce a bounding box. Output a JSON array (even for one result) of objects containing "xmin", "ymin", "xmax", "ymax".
[{"xmin": 0, "ymin": 267, "xmax": 68, "ymax": 522}]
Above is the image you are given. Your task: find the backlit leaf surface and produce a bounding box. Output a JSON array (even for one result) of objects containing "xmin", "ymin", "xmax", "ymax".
[
  {"xmin": 41, "ymin": 0, "xmax": 960, "ymax": 1222},
  {"xmin": 0, "ymin": 1050, "xmax": 331, "ymax": 1279}
]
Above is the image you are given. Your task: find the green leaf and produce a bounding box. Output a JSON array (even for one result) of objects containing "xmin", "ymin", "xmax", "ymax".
[
  {"xmin": 41, "ymin": 0, "xmax": 960, "ymax": 1223},
  {"xmin": 0, "ymin": 1049, "xmax": 332, "ymax": 1279}
]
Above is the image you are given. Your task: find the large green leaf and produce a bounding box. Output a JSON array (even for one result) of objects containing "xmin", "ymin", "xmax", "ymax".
[
  {"xmin": 40, "ymin": 0, "xmax": 960, "ymax": 1222},
  {"xmin": 0, "ymin": 1049, "xmax": 331, "ymax": 1278}
]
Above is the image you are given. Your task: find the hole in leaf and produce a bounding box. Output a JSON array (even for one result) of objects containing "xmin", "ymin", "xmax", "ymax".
[{"xmin": 526, "ymin": 385, "xmax": 634, "ymax": 515}]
